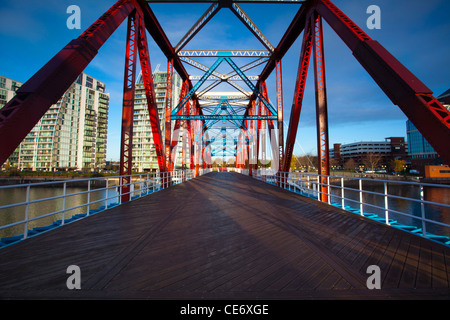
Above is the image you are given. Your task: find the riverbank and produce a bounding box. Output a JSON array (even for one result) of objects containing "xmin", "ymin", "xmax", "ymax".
[
  {"xmin": 330, "ymin": 171, "xmax": 420, "ymax": 182},
  {"xmin": 0, "ymin": 176, "xmax": 108, "ymax": 187}
]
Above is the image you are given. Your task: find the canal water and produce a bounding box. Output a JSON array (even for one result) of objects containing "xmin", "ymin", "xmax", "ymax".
[{"xmin": 0, "ymin": 178, "xmax": 449, "ymax": 242}]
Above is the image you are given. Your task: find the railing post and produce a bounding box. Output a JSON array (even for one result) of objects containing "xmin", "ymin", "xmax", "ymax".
[
  {"xmin": 420, "ymin": 185, "xmax": 427, "ymax": 237},
  {"xmin": 61, "ymin": 182, "xmax": 67, "ymax": 225},
  {"xmin": 23, "ymin": 185, "xmax": 30, "ymax": 240},
  {"xmin": 341, "ymin": 177, "xmax": 345, "ymax": 209},
  {"xmin": 384, "ymin": 182, "xmax": 389, "ymax": 225},
  {"xmin": 327, "ymin": 175, "xmax": 331, "ymax": 205},
  {"xmin": 359, "ymin": 178, "xmax": 363, "ymax": 216},
  {"xmin": 153, "ymin": 172, "xmax": 156, "ymax": 192},
  {"xmin": 317, "ymin": 175, "xmax": 320, "ymax": 201},
  {"xmin": 105, "ymin": 178, "xmax": 109, "ymax": 210},
  {"xmin": 87, "ymin": 179, "xmax": 91, "ymax": 216},
  {"xmin": 119, "ymin": 176, "xmax": 123, "ymax": 205}
]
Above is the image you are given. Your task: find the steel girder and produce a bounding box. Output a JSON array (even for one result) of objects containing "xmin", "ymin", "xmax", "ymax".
[
  {"xmin": 119, "ymin": 11, "xmax": 139, "ymax": 203},
  {"xmin": 282, "ymin": 16, "xmax": 312, "ymax": 173},
  {"xmin": 316, "ymin": 0, "xmax": 450, "ymax": 164},
  {"xmin": 175, "ymin": 3, "xmax": 221, "ymax": 53},
  {"xmin": 164, "ymin": 59, "xmax": 174, "ymax": 170},
  {"xmin": 276, "ymin": 60, "xmax": 284, "ymax": 171},
  {"xmin": 280, "ymin": 0, "xmax": 450, "ymax": 175},
  {"xmin": 147, "ymin": 0, "xmax": 306, "ymax": 3},
  {"xmin": 230, "ymin": 3, "xmax": 275, "ymax": 52},
  {"xmin": 136, "ymin": 12, "xmax": 167, "ymax": 173},
  {"xmin": 312, "ymin": 13, "xmax": 330, "ymax": 203}
]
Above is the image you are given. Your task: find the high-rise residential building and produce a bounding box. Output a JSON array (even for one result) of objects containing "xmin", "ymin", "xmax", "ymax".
[
  {"xmin": 1, "ymin": 73, "xmax": 109, "ymax": 171},
  {"xmin": 406, "ymin": 89, "xmax": 450, "ymax": 171},
  {"xmin": 0, "ymin": 75, "xmax": 22, "ymax": 108},
  {"xmin": 0, "ymin": 76, "xmax": 23, "ymax": 168},
  {"xmin": 132, "ymin": 70, "xmax": 183, "ymax": 172}
]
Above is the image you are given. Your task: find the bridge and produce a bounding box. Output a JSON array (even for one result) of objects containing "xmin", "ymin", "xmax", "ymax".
[
  {"xmin": 0, "ymin": 0, "xmax": 449, "ymax": 302},
  {"xmin": 0, "ymin": 171, "xmax": 449, "ymax": 300}
]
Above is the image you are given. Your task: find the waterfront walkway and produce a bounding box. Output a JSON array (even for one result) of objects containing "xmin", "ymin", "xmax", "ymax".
[{"xmin": 0, "ymin": 172, "xmax": 449, "ymax": 299}]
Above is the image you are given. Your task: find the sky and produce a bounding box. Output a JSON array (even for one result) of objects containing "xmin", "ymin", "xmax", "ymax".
[{"xmin": 0, "ymin": 0, "xmax": 449, "ymax": 162}]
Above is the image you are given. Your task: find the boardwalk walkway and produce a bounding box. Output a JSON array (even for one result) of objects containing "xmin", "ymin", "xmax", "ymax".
[{"xmin": 0, "ymin": 172, "xmax": 449, "ymax": 299}]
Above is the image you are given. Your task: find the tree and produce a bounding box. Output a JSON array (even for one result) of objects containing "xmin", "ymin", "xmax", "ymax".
[
  {"xmin": 363, "ymin": 152, "xmax": 382, "ymax": 172},
  {"xmin": 390, "ymin": 159, "xmax": 405, "ymax": 173},
  {"xmin": 344, "ymin": 158, "xmax": 356, "ymax": 171},
  {"xmin": 330, "ymin": 158, "xmax": 340, "ymax": 170}
]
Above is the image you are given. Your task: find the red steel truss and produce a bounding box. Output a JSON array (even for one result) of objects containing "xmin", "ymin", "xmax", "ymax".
[
  {"xmin": 0, "ymin": 0, "xmax": 448, "ymax": 205},
  {"xmin": 312, "ymin": 13, "xmax": 330, "ymax": 203},
  {"xmin": 119, "ymin": 11, "xmax": 139, "ymax": 203}
]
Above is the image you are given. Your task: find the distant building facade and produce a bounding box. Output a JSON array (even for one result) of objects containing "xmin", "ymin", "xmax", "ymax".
[
  {"xmin": 1, "ymin": 73, "xmax": 109, "ymax": 171},
  {"xmin": 330, "ymin": 137, "xmax": 408, "ymax": 170}
]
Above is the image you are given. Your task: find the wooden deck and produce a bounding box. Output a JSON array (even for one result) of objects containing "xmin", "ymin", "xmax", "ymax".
[{"xmin": 0, "ymin": 172, "xmax": 449, "ymax": 300}]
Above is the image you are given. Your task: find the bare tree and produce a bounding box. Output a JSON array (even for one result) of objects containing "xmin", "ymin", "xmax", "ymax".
[
  {"xmin": 344, "ymin": 158, "xmax": 356, "ymax": 171},
  {"xmin": 363, "ymin": 152, "xmax": 382, "ymax": 172}
]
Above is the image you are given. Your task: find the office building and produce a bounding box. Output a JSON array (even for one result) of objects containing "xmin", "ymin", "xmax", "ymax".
[{"xmin": 331, "ymin": 137, "xmax": 408, "ymax": 169}]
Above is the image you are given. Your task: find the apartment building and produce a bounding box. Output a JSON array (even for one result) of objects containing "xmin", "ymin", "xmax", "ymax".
[
  {"xmin": 132, "ymin": 70, "xmax": 184, "ymax": 172},
  {"xmin": 1, "ymin": 73, "xmax": 109, "ymax": 171}
]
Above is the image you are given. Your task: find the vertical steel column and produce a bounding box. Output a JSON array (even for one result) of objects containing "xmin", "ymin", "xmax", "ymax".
[
  {"xmin": 282, "ymin": 18, "xmax": 312, "ymax": 173},
  {"xmin": 187, "ymin": 100, "xmax": 195, "ymax": 170},
  {"xmin": 181, "ymin": 101, "xmax": 188, "ymax": 170},
  {"xmin": 119, "ymin": 10, "xmax": 138, "ymax": 203},
  {"xmin": 254, "ymin": 100, "xmax": 261, "ymax": 172},
  {"xmin": 136, "ymin": 13, "xmax": 167, "ymax": 173},
  {"xmin": 165, "ymin": 58, "xmax": 174, "ymax": 170},
  {"xmin": 276, "ymin": 59, "xmax": 284, "ymax": 173},
  {"xmin": 312, "ymin": 13, "xmax": 330, "ymax": 203},
  {"xmin": 247, "ymin": 103, "xmax": 253, "ymax": 176},
  {"xmin": 169, "ymin": 80, "xmax": 189, "ymax": 171}
]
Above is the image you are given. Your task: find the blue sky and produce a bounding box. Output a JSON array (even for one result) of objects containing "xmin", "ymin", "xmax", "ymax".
[{"xmin": 0, "ymin": 0, "xmax": 449, "ymax": 161}]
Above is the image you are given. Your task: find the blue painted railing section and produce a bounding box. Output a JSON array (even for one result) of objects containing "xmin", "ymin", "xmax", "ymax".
[{"xmin": 0, "ymin": 169, "xmax": 210, "ymax": 248}]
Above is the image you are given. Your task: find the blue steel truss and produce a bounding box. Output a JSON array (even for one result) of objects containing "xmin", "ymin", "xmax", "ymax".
[
  {"xmin": 173, "ymin": 56, "xmax": 277, "ymax": 117},
  {"xmin": 173, "ymin": 115, "xmax": 277, "ymax": 120},
  {"xmin": 178, "ymin": 50, "xmax": 271, "ymax": 57},
  {"xmin": 164, "ymin": 0, "xmax": 284, "ymax": 162}
]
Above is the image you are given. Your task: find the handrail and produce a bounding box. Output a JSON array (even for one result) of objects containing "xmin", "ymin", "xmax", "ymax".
[
  {"xmin": 0, "ymin": 169, "xmax": 209, "ymax": 247},
  {"xmin": 236, "ymin": 168, "xmax": 450, "ymax": 246}
]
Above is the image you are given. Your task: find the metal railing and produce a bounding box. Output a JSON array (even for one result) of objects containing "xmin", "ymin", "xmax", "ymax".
[
  {"xmin": 0, "ymin": 169, "xmax": 209, "ymax": 247},
  {"xmin": 237, "ymin": 168, "xmax": 450, "ymax": 246}
]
